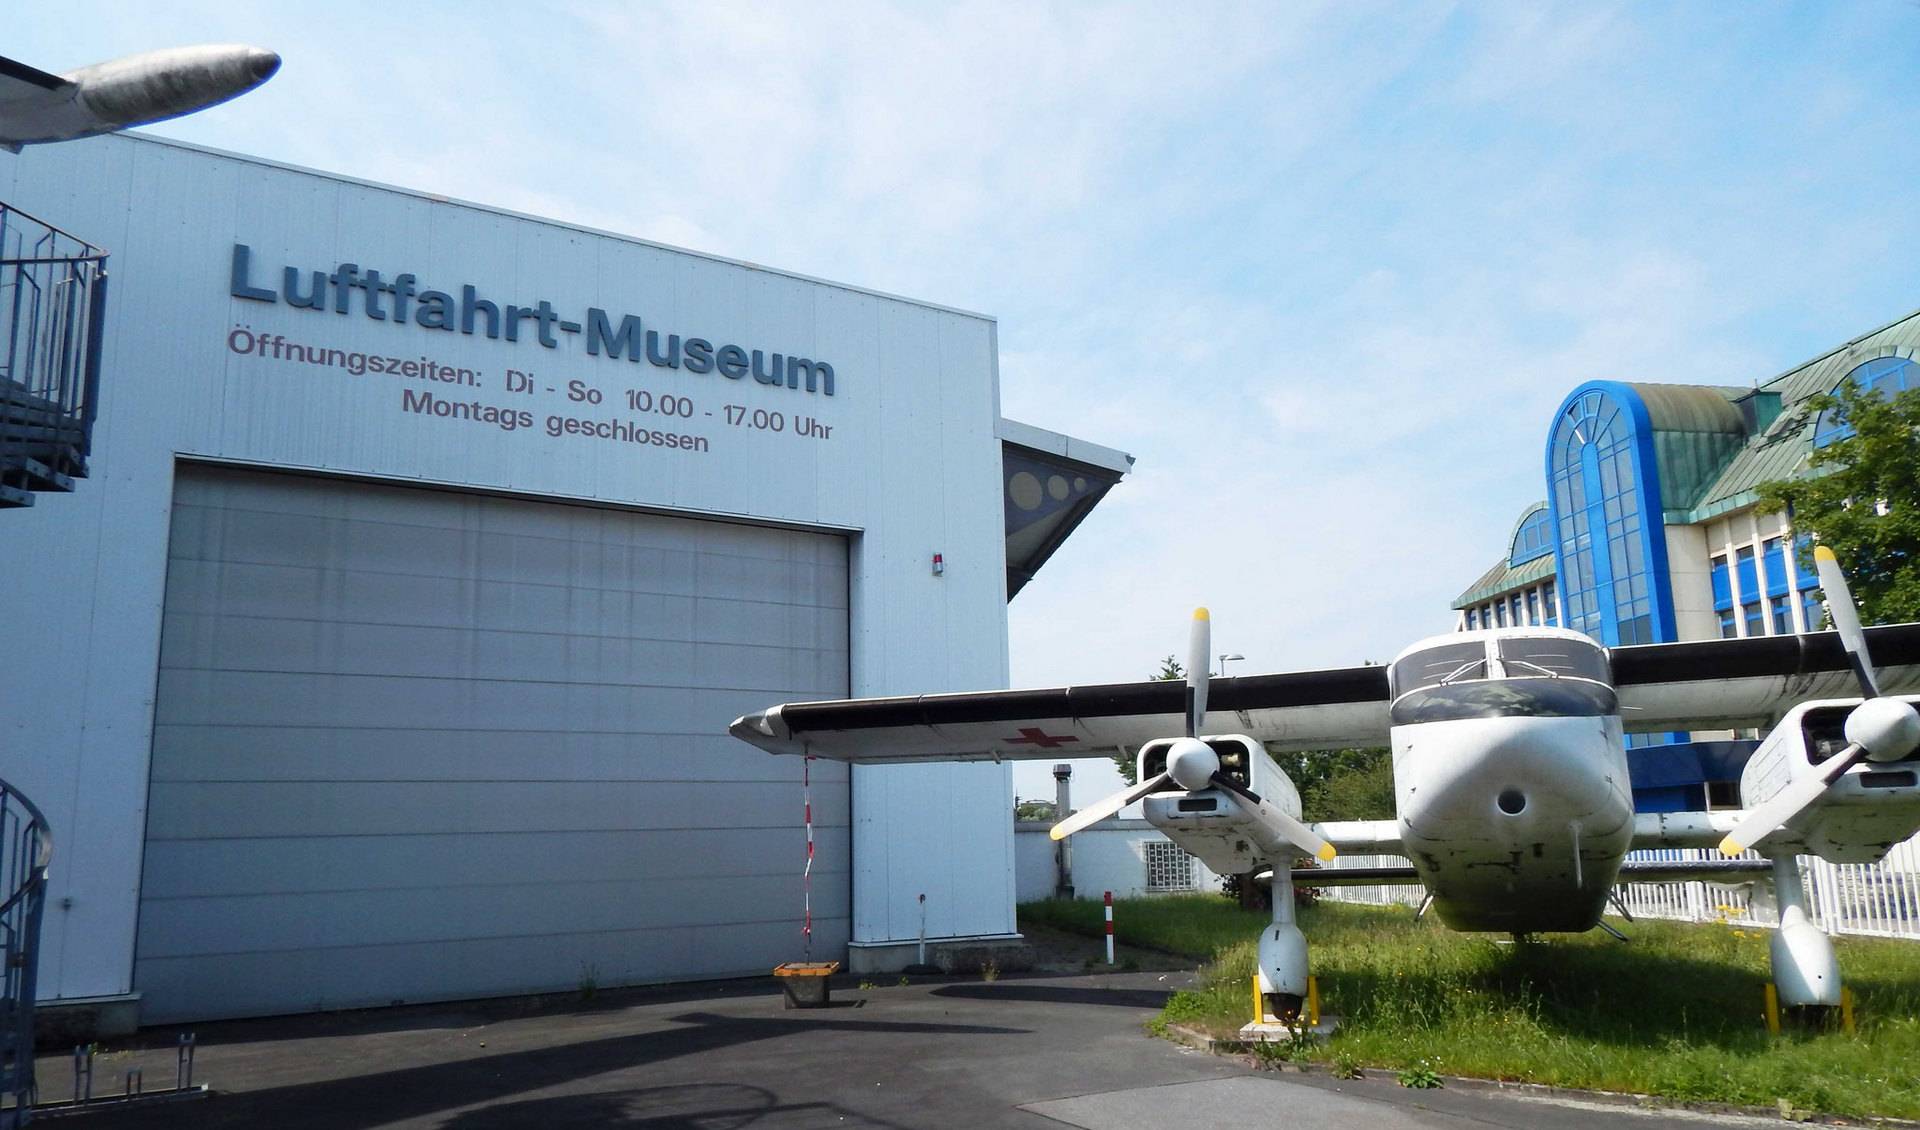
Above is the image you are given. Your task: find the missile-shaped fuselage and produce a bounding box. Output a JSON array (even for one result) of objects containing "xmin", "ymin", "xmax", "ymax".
[{"xmin": 1, "ymin": 44, "xmax": 280, "ymax": 151}]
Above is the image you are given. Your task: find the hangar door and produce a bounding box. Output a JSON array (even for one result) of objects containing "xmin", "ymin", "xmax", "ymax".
[{"xmin": 138, "ymin": 465, "xmax": 850, "ymax": 1022}]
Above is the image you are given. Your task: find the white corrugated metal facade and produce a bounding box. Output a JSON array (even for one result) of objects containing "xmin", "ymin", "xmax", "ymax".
[{"xmin": 0, "ymin": 133, "xmax": 1022, "ymax": 1021}]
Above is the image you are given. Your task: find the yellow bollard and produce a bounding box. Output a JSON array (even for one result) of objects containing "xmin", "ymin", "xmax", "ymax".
[
  {"xmin": 1252, "ymin": 975, "xmax": 1264, "ymax": 1025},
  {"xmin": 1307, "ymin": 975, "xmax": 1320, "ymax": 1028},
  {"xmin": 1763, "ymin": 983, "xmax": 1781, "ymax": 1036}
]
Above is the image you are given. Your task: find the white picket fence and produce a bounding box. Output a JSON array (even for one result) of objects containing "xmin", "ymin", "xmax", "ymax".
[{"xmin": 1320, "ymin": 836, "xmax": 1920, "ymax": 941}]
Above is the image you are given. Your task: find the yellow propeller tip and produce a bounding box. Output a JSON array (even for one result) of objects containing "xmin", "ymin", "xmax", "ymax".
[
  {"xmin": 1317, "ymin": 844, "xmax": 1338, "ymax": 862},
  {"xmin": 1814, "ymin": 545, "xmax": 1837, "ymax": 563},
  {"xmin": 1718, "ymin": 838, "xmax": 1744, "ymax": 858},
  {"xmin": 1193, "ymin": 607, "xmax": 1210, "ymax": 621},
  {"xmin": 1048, "ymin": 828, "xmax": 1067, "ymax": 842}
]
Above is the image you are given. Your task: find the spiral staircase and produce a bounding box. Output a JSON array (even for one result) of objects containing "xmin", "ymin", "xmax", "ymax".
[{"xmin": 1, "ymin": 202, "xmax": 106, "ymax": 509}]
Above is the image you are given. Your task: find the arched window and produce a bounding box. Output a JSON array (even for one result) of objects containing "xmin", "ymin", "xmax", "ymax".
[
  {"xmin": 1812, "ymin": 356, "xmax": 1917, "ymax": 448},
  {"xmin": 1546, "ymin": 384, "xmax": 1672, "ymax": 647},
  {"xmin": 1509, "ymin": 507, "xmax": 1553, "ymax": 566}
]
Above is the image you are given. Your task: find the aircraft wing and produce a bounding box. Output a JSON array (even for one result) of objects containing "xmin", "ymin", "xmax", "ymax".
[
  {"xmin": 730, "ymin": 622, "xmax": 1920, "ymax": 763},
  {"xmin": 729, "ymin": 664, "xmax": 1390, "ymax": 762},
  {"xmin": 1611, "ymin": 623, "xmax": 1920, "ymax": 733},
  {"xmin": 0, "ymin": 56, "xmax": 70, "ymax": 102},
  {"xmin": 0, "ymin": 55, "xmax": 75, "ymax": 152},
  {"xmin": 1289, "ymin": 855, "xmax": 1771, "ymax": 887}
]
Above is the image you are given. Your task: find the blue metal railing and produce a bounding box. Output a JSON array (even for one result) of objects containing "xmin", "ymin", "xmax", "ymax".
[
  {"xmin": 0, "ymin": 779, "xmax": 51, "ymax": 1128},
  {"xmin": 1, "ymin": 203, "xmax": 108, "ymax": 495}
]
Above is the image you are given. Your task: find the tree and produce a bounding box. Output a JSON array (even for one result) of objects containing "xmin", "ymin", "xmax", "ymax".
[
  {"xmin": 1014, "ymin": 798, "xmax": 1056, "ymax": 822},
  {"xmin": 1756, "ymin": 380, "xmax": 1920, "ymax": 624},
  {"xmin": 1268, "ymin": 746, "xmax": 1395, "ymax": 821}
]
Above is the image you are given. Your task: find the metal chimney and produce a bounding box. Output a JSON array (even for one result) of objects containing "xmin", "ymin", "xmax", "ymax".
[{"xmin": 1052, "ymin": 763, "xmax": 1074, "ymax": 899}]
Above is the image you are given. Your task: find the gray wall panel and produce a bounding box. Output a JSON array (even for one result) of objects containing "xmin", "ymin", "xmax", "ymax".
[
  {"xmin": 144, "ymin": 781, "xmax": 851, "ymax": 839},
  {"xmin": 133, "ymin": 917, "xmax": 825, "ymax": 1020},
  {"xmin": 148, "ymin": 727, "xmax": 842, "ymax": 785},
  {"xmin": 137, "ymin": 466, "xmax": 849, "ymax": 1021},
  {"xmin": 140, "ymin": 828, "xmax": 851, "ymax": 897},
  {"xmin": 137, "ymin": 875, "xmax": 853, "ymax": 956},
  {"xmin": 158, "ymin": 613, "xmax": 845, "ymax": 687}
]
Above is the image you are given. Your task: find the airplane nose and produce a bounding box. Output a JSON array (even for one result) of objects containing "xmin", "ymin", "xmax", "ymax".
[{"xmin": 247, "ymin": 49, "xmax": 281, "ymax": 83}]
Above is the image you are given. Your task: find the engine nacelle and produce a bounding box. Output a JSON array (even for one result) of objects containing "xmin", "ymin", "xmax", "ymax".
[{"xmin": 1140, "ymin": 734, "xmax": 1306, "ymax": 875}]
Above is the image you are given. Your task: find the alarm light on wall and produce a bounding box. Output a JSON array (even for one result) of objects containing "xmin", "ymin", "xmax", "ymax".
[{"xmin": 932, "ymin": 553, "xmax": 945, "ymax": 576}]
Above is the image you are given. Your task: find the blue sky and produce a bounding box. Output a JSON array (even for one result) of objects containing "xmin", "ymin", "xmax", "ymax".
[{"xmin": 11, "ymin": 3, "xmax": 1920, "ymax": 801}]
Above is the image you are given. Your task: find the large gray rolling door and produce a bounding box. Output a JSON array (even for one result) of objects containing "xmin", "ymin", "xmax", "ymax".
[{"xmin": 137, "ymin": 465, "xmax": 849, "ymax": 1022}]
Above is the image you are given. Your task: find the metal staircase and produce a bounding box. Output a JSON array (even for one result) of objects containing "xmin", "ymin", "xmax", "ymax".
[
  {"xmin": 1, "ymin": 204, "xmax": 107, "ymax": 509},
  {"xmin": 0, "ymin": 780, "xmax": 51, "ymax": 1128}
]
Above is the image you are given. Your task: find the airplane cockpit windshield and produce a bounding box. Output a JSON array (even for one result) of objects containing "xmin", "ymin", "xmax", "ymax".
[{"xmin": 1388, "ymin": 635, "xmax": 1616, "ymax": 725}]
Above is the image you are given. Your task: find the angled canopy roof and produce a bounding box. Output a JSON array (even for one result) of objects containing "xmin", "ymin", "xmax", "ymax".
[{"xmin": 999, "ymin": 418, "xmax": 1133, "ymax": 600}]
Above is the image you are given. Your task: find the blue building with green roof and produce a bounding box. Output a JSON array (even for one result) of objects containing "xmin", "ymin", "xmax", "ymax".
[{"xmin": 1452, "ymin": 308, "xmax": 1920, "ymax": 809}]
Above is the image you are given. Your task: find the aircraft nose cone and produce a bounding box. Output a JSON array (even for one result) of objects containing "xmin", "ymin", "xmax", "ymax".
[{"xmin": 246, "ymin": 49, "xmax": 281, "ymax": 83}]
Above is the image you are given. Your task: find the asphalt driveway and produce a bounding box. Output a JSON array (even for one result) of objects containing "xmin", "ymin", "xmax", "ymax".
[{"xmin": 30, "ymin": 970, "xmax": 1792, "ymax": 1128}]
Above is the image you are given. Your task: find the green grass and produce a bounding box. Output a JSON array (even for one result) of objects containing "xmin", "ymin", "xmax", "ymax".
[{"xmin": 1020, "ymin": 895, "xmax": 1920, "ymax": 1120}]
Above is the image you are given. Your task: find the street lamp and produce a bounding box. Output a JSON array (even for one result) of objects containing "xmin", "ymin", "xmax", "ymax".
[{"xmin": 1217, "ymin": 653, "xmax": 1244, "ymax": 676}]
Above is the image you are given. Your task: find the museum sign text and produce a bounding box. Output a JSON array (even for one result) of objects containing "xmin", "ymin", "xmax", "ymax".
[{"xmin": 228, "ymin": 243, "xmax": 835, "ymax": 396}]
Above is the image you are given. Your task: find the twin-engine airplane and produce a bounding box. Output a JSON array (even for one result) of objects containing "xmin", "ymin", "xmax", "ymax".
[
  {"xmin": 0, "ymin": 44, "xmax": 280, "ymax": 153},
  {"xmin": 733, "ymin": 548, "xmax": 1920, "ymax": 1024}
]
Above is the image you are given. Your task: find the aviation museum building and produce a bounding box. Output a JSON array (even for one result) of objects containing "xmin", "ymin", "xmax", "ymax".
[
  {"xmin": 1450, "ymin": 308, "xmax": 1920, "ymax": 810},
  {"xmin": 0, "ymin": 134, "xmax": 1130, "ymax": 1026}
]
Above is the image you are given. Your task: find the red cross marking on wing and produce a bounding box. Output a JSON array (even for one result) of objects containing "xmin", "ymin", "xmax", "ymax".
[{"xmin": 1004, "ymin": 727, "xmax": 1080, "ymax": 749}]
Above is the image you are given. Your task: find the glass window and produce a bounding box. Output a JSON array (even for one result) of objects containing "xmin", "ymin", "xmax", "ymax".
[
  {"xmin": 1549, "ymin": 385, "xmax": 1668, "ymax": 648},
  {"xmin": 1464, "ymin": 608, "xmax": 1477, "ymax": 630},
  {"xmin": 1497, "ymin": 637, "xmax": 1611, "ymax": 683},
  {"xmin": 1542, "ymin": 581, "xmax": 1558, "ymax": 624},
  {"xmin": 1734, "ymin": 546, "xmax": 1757, "ymax": 602},
  {"xmin": 1813, "ymin": 357, "xmax": 1918, "ymax": 448},
  {"xmin": 1710, "ymin": 554, "xmax": 1731, "ymax": 610},
  {"xmin": 1794, "ymin": 534, "xmax": 1819, "ymax": 590},
  {"xmin": 1526, "ymin": 589, "xmax": 1540, "ymax": 625},
  {"xmin": 1509, "ymin": 508, "xmax": 1554, "ymax": 567},
  {"xmin": 1391, "ymin": 635, "xmax": 1615, "ymax": 726},
  {"xmin": 1388, "ymin": 641, "xmax": 1489, "ymax": 697},
  {"xmin": 1762, "ymin": 537, "xmax": 1788, "ymax": 597},
  {"xmin": 1390, "ymin": 679, "xmax": 1618, "ymax": 726},
  {"xmin": 1510, "ymin": 595, "xmax": 1524, "ymax": 626},
  {"xmin": 1744, "ymin": 602, "xmax": 1765, "ymax": 637},
  {"xmin": 1718, "ymin": 609, "xmax": 1737, "ymax": 638},
  {"xmin": 1770, "ymin": 594, "xmax": 1791, "ymax": 635},
  {"xmin": 1802, "ymin": 589, "xmax": 1826, "ymax": 632},
  {"xmin": 1494, "ymin": 601, "xmax": 1507, "ymax": 627}
]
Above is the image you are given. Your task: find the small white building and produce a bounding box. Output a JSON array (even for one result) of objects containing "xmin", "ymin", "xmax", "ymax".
[{"xmin": 1014, "ymin": 820, "xmax": 1225, "ymax": 902}]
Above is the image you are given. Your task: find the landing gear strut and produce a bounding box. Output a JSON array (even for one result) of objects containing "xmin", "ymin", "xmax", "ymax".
[{"xmin": 1255, "ymin": 865, "xmax": 1311, "ymax": 1024}]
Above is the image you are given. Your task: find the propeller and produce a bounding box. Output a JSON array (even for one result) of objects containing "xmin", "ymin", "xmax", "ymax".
[
  {"xmin": 1187, "ymin": 606, "xmax": 1210, "ymax": 738},
  {"xmin": 1214, "ymin": 772, "xmax": 1338, "ymax": 862},
  {"xmin": 1048, "ymin": 771, "xmax": 1177, "ymax": 841},
  {"xmin": 1051, "ymin": 609, "xmax": 1336, "ymax": 862},
  {"xmin": 1719, "ymin": 546, "xmax": 1920, "ymax": 856},
  {"xmin": 1050, "ymin": 606, "xmax": 1213, "ymax": 842}
]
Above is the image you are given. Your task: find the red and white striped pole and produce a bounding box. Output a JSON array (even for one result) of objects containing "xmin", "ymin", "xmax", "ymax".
[{"xmin": 1104, "ymin": 891, "xmax": 1115, "ymax": 964}]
